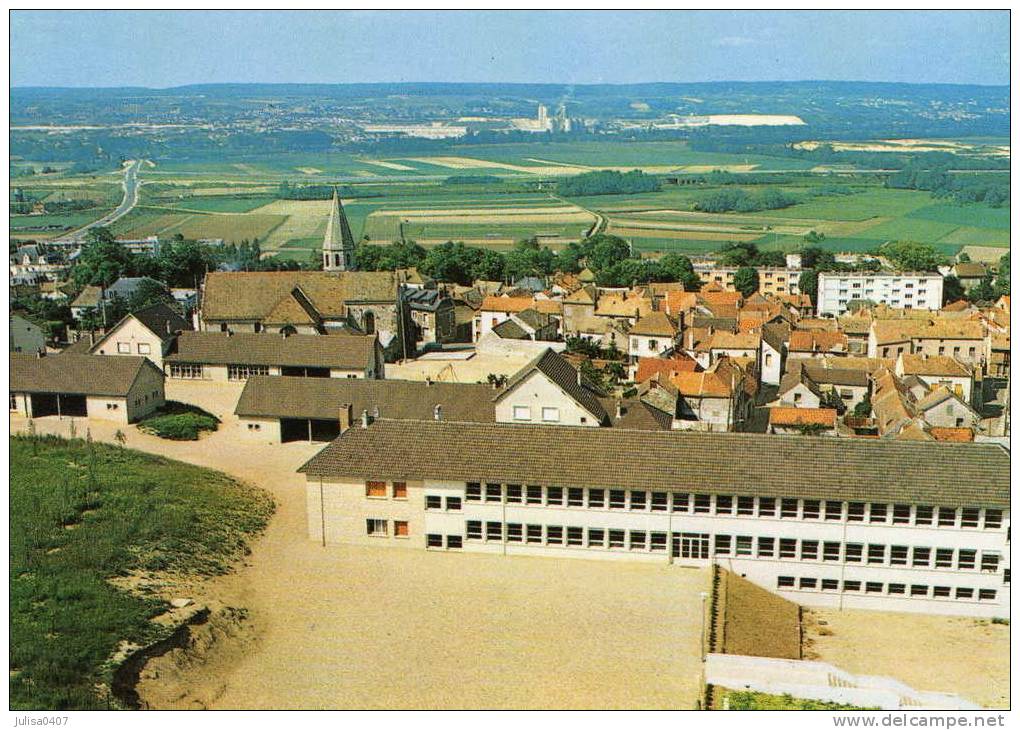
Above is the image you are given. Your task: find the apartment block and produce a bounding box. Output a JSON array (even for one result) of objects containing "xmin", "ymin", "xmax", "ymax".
[{"xmin": 817, "ymin": 272, "xmax": 944, "ymax": 316}]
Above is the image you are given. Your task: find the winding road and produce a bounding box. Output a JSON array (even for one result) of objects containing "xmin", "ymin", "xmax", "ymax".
[{"xmin": 56, "ymin": 159, "xmax": 143, "ymax": 243}]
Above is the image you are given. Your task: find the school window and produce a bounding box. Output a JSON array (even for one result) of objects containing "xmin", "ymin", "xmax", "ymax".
[
  {"xmin": 937, "ymin": 507, "xmax": 957, "ymax": 527},
  {"xmin": 366, "ymin": 519, "xmax": 388, "ymax": 537},
  {"xmin": 981, "ymin": 553, "xmax": 1001, "ymax": 572},
  {"xmin": 932, "ymin": 586, "xmax": 951, "ymax": 599},
  {"xmin": 777, "ymin": 576, "xmax": 795, "ymax": 588},
  {"xmin": 780, "ymin": 499, "xmax": 799, "ymax": 518},
  {"xmin": 512, "ymin": 406, "xmax": 531, "ymax": 421},
  {"xmin": 445, "ymin": 496, "xmax": 461, "ymax": 511},
  {"xmin": 847, "ymin": 502, "xmax": 865, "ymax": 522},
  {"xmin": 466, "ymin": 482, "xmax": 482, "ymax": 502},
  {"xmin": 802, "ymin": 500, "xmax": 820, "ymax": 520},
  {"xmin": 890, "ymin": 546, "xmax": 908, "ymax": 565},
  {"xmin": 588, "ymin": 489, "xmax": 605, "ymax": 509},
  {"xmin": 984, "ymin": 509, "xmax": 1003, "ymax": 529},
  {"xmin": 228, "ymin": 364, "xmax": 270, "ymax": 381},
  {"xmin": 955, "ymin": 588, "xmax": 974, "ymax": 600},
  {"xmin": 587, "ymin": 528, "xmax": 606, "ymax": 548},
  {"xmin": 978, "ymin": 589, "xmax": 997, "ymax": 601},
  {"xmin": 394, "ymin": 521, "xmax": 409, "ymax": 538},
  {"xmin": 779, "ymin": 539, "xmax": 797, "ymax": 559},
  {"xmin": 486, "ymin": 522, "xmax": 502, "ymax": 541},
  {"xmin": 866, "ymin": 544, "xmax": 885, "ymax": 565},
  {"xmin": 484, "ymin": 483, "xmax": 501, "ymax": 503},
  {"xmin": 466, "ymin": 521, "xmax": 482, "ymax": 540},
  {"xmin": 425, "ymin": 495, "xmax": 442, "ymax": 510},
  {"xmin": 960, "ymin": 508, "xmax": 980, "ymax": 528},
  {"xmin": 821, "ymin": 579, "xmax": 839, "ymax": 591},
  {"xmin": 756, "ymin": 537, "xmax": 775, "ymax": 558},
  {"xmin": 758, "ymin": 498, "xmax": 776, "ymax": 517},
  {"xmin": 526, "ymin": 525, "xmax": 543, "ymax": 544},
  {"xmin": 869, "ymin": 504, "xmax": 888, "ymax": 523},
  {"xmin": 170, "ymin": 363, "xmax": 204, "ymax": 379},
  {"xmin": 801, "ymin": 541, "xmax": 819, "ymax": 561},
  {"xmin": 865, "ymin": 582, "xmax": 884, "ymax": 594},
  {"xmin": 693, "ymin": 494, "xmax": 711, "ymax": 513},
  {"xmin": 715, "ymin": 495, "xmax": 734, "ymax": 515},
  {"xmin": 735, "ymin": 536, "xmax": 753, "ymax": 556},
  {"xmin": 567, "ymin": 488, "xmax": 584, "ymax": 507},
  {"xmin": 630, "ymin": 491, "xmax": 647, "ymax": 510},
  {"xmin": 892, "ymin": 505, "xmax": 911, "ymax": 524},
  {"xmin": 737, "ymin": 496, "xmax": 755, "ymax": 516},
  {"xmin": 506, "ymin": 484, "xmax": 522, "ymax": 503},
  {"xmin": 608, "ymin": 530, "xmax": 626, "ymax": 549},
  {"xmin": 672, "ymin": 493, "xmax": 689, "ymax": 512},
  {"xmin": 650, "ymin": 532, "xmax": 668, "ymax": 552},
  {"xmin": 935, "ymin": 549, "xmax": 954, "ymax": 568},
  {"xmin": 957, "ymin": 550, "xmax": 976, "ymax": 570},
  {"xmin": 526, "ymin": 486, "xmax": 543, "ymax": 504},
  {"xmin": 366, "ymin": 481, "xmax": 387, "ymax": 498},
  {"xmin": 888, "ymin": 583, "xmax": 906, "ymax": 595},
  {"xmin": 392, "ymin": 482, "xmax": 407, "ymax": 499},
  {"xmin": 914, "ymin": 505, "xmax": 934, "ymax": 525},
  {"xmin": 912, "ymin": 547, "xmax": 931, "ymax": 567},
  {"xmin": 714, "ymin": 535, "xmax": 731, "ymax": 556},
  {"xmin": 630, "ymin": 531, "xmax": 648, "ymax": 551},
  {"xmin": 610, "ymin": 490, "xmax": 627, "ymax": 509},
  {"xmin": 545, "ymin": 526, "xmax": 563, "ymax": 545},
  {"xmin": 546, "ymin": 487, "xmax": 564, "ymax": 506},
  {"xmin": 845, "ymin": 543, "xmax": 863, "ymax": 563},
  {"xmin": 446, "ymin": 535, "xmax": 462, "ymax": 549},
  {"xmin": 507, "ymin": 524, "xmax": 523, "ymax": 543},
  {"xmin": 843, "ymin": 581, "xmax": 861, "ymax": 593},
  {"xmin": 910, "ymin": 585, "xmax": 929, "ymax": 597},
  {"xmin": 799, "ymin": 578, "xmax": 817, "ymax": 590},
  {"xmin": 651, "ymin": 492, "xmax": 668, "ymax": 511},
  {"xmin": 427, "ymin": 534, "xmax": 443, "ymax": 548},
  {"xmin": 567, "ymin": 527, "xmax": 583, "ymax": 546},
  {"xmin": 823, "ymin": 542, "xmax": 841, "ymax": 562}
]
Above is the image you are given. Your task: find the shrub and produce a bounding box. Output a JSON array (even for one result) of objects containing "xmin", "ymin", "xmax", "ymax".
[{"xmin": 138, "ymin": 410, "xmax": 219, "ymax": 441}]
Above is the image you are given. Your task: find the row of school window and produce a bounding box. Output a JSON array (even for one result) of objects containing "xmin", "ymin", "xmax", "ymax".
[
  {"xmin": 365, "ymin": 518, "xmax": 409, "ymax": 537},
  {"xmin": 463, "ymin": 483, "xmax": 1004, "ymax": 530},
  {"xmin": 777, "ymin": 575, "xmax": 998, "ymax": 603}
]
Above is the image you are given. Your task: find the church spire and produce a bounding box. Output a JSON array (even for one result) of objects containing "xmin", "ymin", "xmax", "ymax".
[{"xmin": 323, "ymin": 187, "xmax": 356, "ymax": 272}]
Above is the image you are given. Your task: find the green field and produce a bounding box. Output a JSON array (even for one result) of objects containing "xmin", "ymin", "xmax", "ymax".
[
  {"xmin": 9, "ymin": 435, "xmax": 273, "ymax": 709},
  {"xmin": 156, "ymin": 195, "xmax": 279, "ymax": 213}
]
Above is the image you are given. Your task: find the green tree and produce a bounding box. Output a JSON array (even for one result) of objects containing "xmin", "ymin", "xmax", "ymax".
[
  {"xmin": 584, "ymin": 233, "xmax": 631, "ymax": 273},
  {"xmin": 420, "ymin": 241, "xmax": 483, "ymax": 286},
  {"xmin": 719, "ymin": 242, "xmax": 760, "ymax": 268},
  {"xmin": 799, "ymin": 246, "xmax": 836, "ymax": 271},
  {"xmin": 504, "ymin": 238, "xmax": 556, "ymax": 281},
  {"xmin": 578, "ymin": 358, "xmax": 609, "ymax": 397},
  {"xmin": 71, "ymin": 227, "xmax": 132, "ymax": 288},
  {"xmin": 798, "ymin": 269, "xmax": 818, "ymax": 303},
  {"xmin": 733, "ymin": 266, "xmax": 759, "ymax": 297},
  {"xmin": 878, "ymin": 240, "xmax": 947, "ymax": 271},
  {"xmin": 127, "ymin": 279, "xmax": 173, "ymax": 312},
  {"xmin": 994, "ymin": 252, "xmax": 1010, "ymax": 297},
  {"xmin": 658, "ymin": 253, "xmax": 702, "ymax": 290},
  {"xmin": 942, "ymin": 275, "xmax": 965, "ymax": 305},
  {"xmin": 957, "ymin": 252, "xmax": 971, "ymax": 263},
  {"xmin": 967, "ymin": 274, "xmax": 997, "ymax": 304},
  {"xmin": 470, "ymin": 249, "xmax": 505, "ymax": 282},
  {"xmin": 852, "ymin": 396, "xmax": 872, "ymax": 419}
]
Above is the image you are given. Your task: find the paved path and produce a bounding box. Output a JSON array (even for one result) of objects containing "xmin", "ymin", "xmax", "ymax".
[{"xmin": 54, "ymin": 159, "xmax": 143, "ymax": 243}]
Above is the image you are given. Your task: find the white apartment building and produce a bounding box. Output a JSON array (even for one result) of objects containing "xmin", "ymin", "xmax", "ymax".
[
  {"xmin": 817, "ymin": 272, "xmax": 944, "ymax": 316},
  {"xmin": 301, "ymin": 420, "xmax": 1010, "ymax": 618}
]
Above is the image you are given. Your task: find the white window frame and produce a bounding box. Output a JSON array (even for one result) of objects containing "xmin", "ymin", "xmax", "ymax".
[
  {"xmin": 512, "ymin": 405, "xmax": 532, "ymax": 421},
  {"xmin": 541, "ymin": 406, "xmax": 560, "ymax": 423}
]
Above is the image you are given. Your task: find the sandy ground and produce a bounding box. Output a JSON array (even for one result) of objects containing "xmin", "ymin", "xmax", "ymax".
[
  {"xmin": 804, "ymin": 608, "xmax": 1009, "ymax": 709},
  {"xmin": 11, "ymin": 413, "xmax": 706, "ymax": 709}
]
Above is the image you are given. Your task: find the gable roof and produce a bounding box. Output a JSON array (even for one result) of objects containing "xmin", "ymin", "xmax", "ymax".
[
  {"xmin": 789, "ymin": 330, "xmax": 848, "ymax": 354},
  {"xmin": 235, "ymin": 376, "xmax": 497, "ymax": 423},
  {"xmin": 131, "ymin": 303, "xmax": 192, "ymax": 338},
  {"xmin": 515, "ymin": 308, "xmax": 556, "ymax": 330},
  {"xmin": 495, "ymin": 348, "xmax": 608, "ymax": 423},
  {"xmin": 801, "ymin": 363, "xmax": 870, "ymax": 388},
  {"xmin": 897, "ymin": 353, "xmax": 971, "ymax": 378},
  {"xmin": 298, "ymin": 419, "xmax": 1009, "ymax": 508},
  {"xmin": 491, "ymin": 319, "xmax": 530, "ymax": 340},
  {"xmin": 630, "ymin": 311, "xmax": 677, "ymax": 337},
  {"xmin": 769, "ymin": 407, "xmax": 837, "ymax": 428},
  {"xmin": 11, "ymin": 352, "xmax": 159, "ymax": 397},
  {"xmin": 71, "ymin": 285, "xmax": 103, "ymax": 309},
  {"xmin": 166, "ymin": 331, "xmax": 377, "ymax": 370},
  {"xmin": 634, "ymin": 355, "xmax": 700, "ymax": 383}
]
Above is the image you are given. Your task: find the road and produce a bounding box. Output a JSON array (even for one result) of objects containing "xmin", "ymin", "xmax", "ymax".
[{"xmin": 56, "ymin": 159, "xmax": 143, "ymax": 243}]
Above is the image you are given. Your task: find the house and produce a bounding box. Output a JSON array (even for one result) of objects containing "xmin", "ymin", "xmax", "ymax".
[
  {"xmin": 235, "ymin": 376, "xmax": 498, "ymax": 442},
  {"xmin": 10, "ymin": 352, "xmax": 165, "ymax": 423},
  {"xmin": 103, "ymin": 276, "xmax": 167, "ymax": 303},
  {"xmin": 774, "ymin": 365, "xmax": 823, "ymax": 409},
  {"xmin": 512, "ymin": 276, "xmax": 547, "ymax": 294},
  {"xmin": 802, "ymin": 364, "xmax": 871, "ymax": 410},
  {"xmin": 198, "ymin": 270, "xmax": 414, "ymax": 359},
  {"xmin": 868, "ymin": 319, "xmax": 985, "ymax": 368},
  {"xmin": 405, "ymin": 288, "xmax": 456, "ymax": 347},
  {"xmin": 816, "ymin": 272, "xmax": 944, "ymax": 316},
  {"xmin": 628, "ymin": 312, "xmax": 678, "ymax": 364},
  {"xmin": 702, "ymin": 330, "xmax": 760, "ymax": 368},
  {"xmin": 913, "ymin": 387, "xmax": 981, "ymax": 431},
  {"xmin": 70, "ymin": 285, "xmax": 105, "ymax": 322},
  {"xmin": 298, "ymin": 419, "xmax": 1009, "ymax": 618},
  {"xmin": 493, "ymin": 348, "xmax": 609, "ymax": 427},
  {"xmin": 491, "ymin": 309, "xmax": 559, "ymax": 342},
  {"xmin": 9, "ymin": 314, "xmax": 46, "ymax": 354},
  {"xmin": 165, "ymin": 331, "xmax": 384, "ymax": 382},
  {"xmin": 787, "ymin": 330, "xmax": 849, "ymax": 360},
  {"xmin": 952, "ymin": 262, "xmax": 989, "ymax": 290},
  {"xmin": 633, "ymin": 354, "xmax": 700, "ymax": 384},
  {"xmin": 895, "ymin": 353, "xmax": 974, "ymax": 404},
  {"xmin": 768, "ymin": 407, "xmax": 837, "ymax": 436},
  {"xmin": 80, "ymin": 303, "xmax": 192, "ymax": 370},
  {"xmin": 670, "ymin": 358, "xmax": 754, "ymax": 432},
  {"xmin": 474, "ymin": 295, "xmax": 561, "ymax": 342},
  {"xmin": 759, "ymin": 322, "xmax": 789, "ymax": 385}
]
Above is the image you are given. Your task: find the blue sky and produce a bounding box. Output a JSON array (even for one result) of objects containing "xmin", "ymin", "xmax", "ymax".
[{"xmin": 10, "ymin": 10, "xmax": 1010, "ymax": 88}]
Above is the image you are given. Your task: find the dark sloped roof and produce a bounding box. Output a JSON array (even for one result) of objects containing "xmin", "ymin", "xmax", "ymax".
[
  {"xmin": 495, "ymin": 348, "xmax": 608, "ymax": 423},
  {"xmin": 11, "ymin": 352, "xmax": 157, "ymax": 397},
  {"xmin": 801, "ymin": 363, "xmax": 870, "ymax": 388},
  {"xmin": 514, "ymin": 308, "xmax": 556, "ymax": 330},
  {"xmin": 298, "ymin": 419, "xmax": 1010, "ymax": 508},
  {"xmin": 166, "ymin": 331, "xmax": 376, "ymax": 370},
  {"xmin": 129, "ymin": 303, "xmax": 192, "ymax": 340},
  {"xmin": 235, "ymin": 376, "xmax": 497, "ymax": 423},
  {"xmin": 491, "ymin": 319, "xmax": 530, "ymax": 340}
]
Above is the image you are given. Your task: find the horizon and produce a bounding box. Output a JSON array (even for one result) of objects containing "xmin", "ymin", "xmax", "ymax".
[{"xmin": 10, "ymin": 10, "xmax": 1010, "ymax": 88}]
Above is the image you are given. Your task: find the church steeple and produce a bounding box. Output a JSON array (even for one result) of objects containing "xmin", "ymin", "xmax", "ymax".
[{"xmin": 323, "ymin": 187, "xmax": 356, "ymax": 272}]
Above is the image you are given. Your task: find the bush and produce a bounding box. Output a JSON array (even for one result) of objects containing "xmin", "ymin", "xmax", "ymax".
[{"xmin": 138, "ymin": 403, "xmax": 219, "ymax": 440}]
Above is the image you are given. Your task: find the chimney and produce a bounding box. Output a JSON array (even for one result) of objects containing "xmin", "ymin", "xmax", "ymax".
[
  {"xmin": 433, "ymin": 404, "xmax": 442, "ymax": 421},
  {"xmin": 576, "ymin": 369, "xmax": 582, "ymax": 386},
  {"xmin": 227, "ymin": 330, "xmax": 233, "ymax": 337},
  {"xmin": 88, "ymin": 331, "xmax": 95, "ymax": 347},
  {"xmin": 36, "ymin": 348, "xmax": 45, "ymax": 358},
  {"xmin": 615, "ymin": 400, "xmax": 623, "ymax": 420},
  {"xmin": 425, "ymin": 376, "xmax": 433, "ymax": 386},
  {"xmin": 361, "ymin": 409, "xmax": 369, "ymax": 429},
  {"xmin": 166, "ymin": 319, "xmax": 172, "ymax": 335},
  {"xmin": 339, "ymin": 403, "xmax": 353, "ymax": 432},
  {"xmin": 372, "ymin": 405, "xmax": 380, "ymax": 419},
  {"xmin": 281, "ymin": 329, "xmax": 289, "ymax": 338}
]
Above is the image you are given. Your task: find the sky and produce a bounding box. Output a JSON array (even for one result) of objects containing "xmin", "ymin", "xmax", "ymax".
[{"xmin": 10, "ymin": 10, "xmax": 1010, "ymax": 88}]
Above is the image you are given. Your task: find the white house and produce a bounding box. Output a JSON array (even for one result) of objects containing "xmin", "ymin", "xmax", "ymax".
[
  {"xmin": 817, "ymin": 272, "xmax": 944, "ymax": 317},
  {"xmin": 492, "ymin": 349, "xmax": 608, "ymax": 427},
  {"xmin": 80, "ymin": 303, "xmax": 191, "ymax": 370}
]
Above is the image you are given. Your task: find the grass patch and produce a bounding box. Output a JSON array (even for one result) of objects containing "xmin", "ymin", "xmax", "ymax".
[
  {"xmin": 137, "ymin": 402, "xmax": 220, "ymax": 441},
  {"xmin": 9, "ymin": 434, "xmax": 273, "ymax": 709},
  {"xmin": 723, "ymin": 690, "xmax": 875, "ymax": 710}
]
